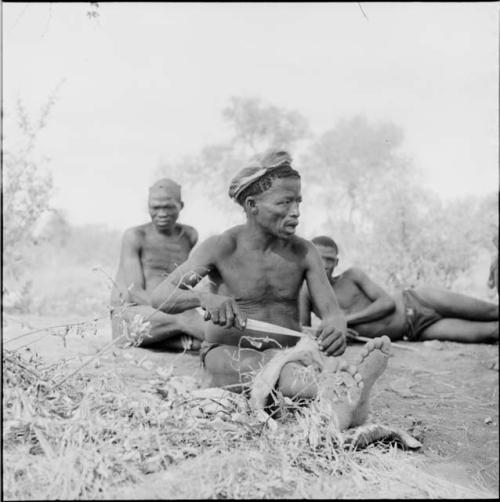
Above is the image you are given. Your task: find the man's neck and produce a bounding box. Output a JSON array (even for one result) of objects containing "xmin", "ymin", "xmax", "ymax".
[
  {"xmin": 153, "ymin": 222, "xmax": 180, "ymax": 237},
  {"xmin": 243, "ymin": 221, "xmax": 284, "ymax": 251}
]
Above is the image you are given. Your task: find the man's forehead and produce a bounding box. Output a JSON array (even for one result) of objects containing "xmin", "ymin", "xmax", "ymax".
[
  {"xmin": 148, "ymin": 194, "xmax": 181, "ymax": 206},
  {"xmin": 315, "ymin": 244, "xmax": 338, "ymax": 259}
]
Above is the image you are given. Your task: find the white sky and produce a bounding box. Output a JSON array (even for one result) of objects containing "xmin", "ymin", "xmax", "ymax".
[{"xmin": 3, "ymin": 2, "xmax": 499, "ymax": 236}]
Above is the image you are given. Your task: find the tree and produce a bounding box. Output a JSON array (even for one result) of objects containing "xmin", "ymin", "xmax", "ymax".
[
  {"xmin": 301, "ymin": 115, "xmax": 406, "ymax": 226},
  {"xmin": 222, "ymin": 96, "xmax": 310, "ymax": 156},
  {"xmin": 156, "ymin": 96, "xmax": 310, "ymax": 217},
  {"xmin": 3, "ymin": 94, "xmax": 59, "ymax": 310}
]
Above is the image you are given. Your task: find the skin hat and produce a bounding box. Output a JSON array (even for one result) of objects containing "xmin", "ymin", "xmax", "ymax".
[
  {"xmin": 228, "ymin": 150, "xmax": 293, "ymax": 201},
  {"xmin": 149, "ymin": 178, "xmax": 182, "ymax": 203}
]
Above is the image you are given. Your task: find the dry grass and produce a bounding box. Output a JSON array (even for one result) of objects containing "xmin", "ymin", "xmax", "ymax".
[{"xmin": 3, "ymin": 324, "xmax": 496, "ymax": 500}]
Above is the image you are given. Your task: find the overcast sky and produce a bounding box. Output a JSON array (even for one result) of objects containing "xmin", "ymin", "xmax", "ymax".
[{"xmin": 3, "ymin": 2, "xmax": 499, "ymax": 235}]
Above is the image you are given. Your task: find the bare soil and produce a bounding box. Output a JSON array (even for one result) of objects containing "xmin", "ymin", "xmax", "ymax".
[{"xmin": 3, "ymin": 314, "xmax": 499, "ymax": 496}]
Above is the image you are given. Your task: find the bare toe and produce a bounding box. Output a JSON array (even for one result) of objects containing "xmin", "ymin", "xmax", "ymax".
[
  {"xmin": 363, "ymin": 340, "xmax": 375, "ymax": 353},
  {"xmin": 380, "ymin": 335, "xmax": 392, "ymax": 354}
]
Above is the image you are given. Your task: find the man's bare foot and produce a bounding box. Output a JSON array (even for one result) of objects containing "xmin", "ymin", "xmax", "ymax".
[
  {"xmin": 350, "ymin": 335, "xmax": 391, "ymax": 427},
  {"xmin": 317, "ymin": 360, "xmax": 365, "ymax": 431}
]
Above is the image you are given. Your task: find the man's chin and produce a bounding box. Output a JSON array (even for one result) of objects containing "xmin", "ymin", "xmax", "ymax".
[
  {"xmin": 154, "ymin": 221, "xmax": 175, "ymax": 231},
  {"xmin": 280, "ymin": 226, "xmax": 297, "ymax": 238}
]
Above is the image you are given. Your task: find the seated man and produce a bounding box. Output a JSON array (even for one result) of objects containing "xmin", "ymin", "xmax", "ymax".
[
  {"xmin": 151, "ymin": 151, "xmax": 392, "ymax": 430},
  {"xmin": 110, "ymin": 178, "xmax": 205, "ymax": 350},
  {"xmin": 300, "ymin": 235, "xmax": 499, "ymax": 343}
]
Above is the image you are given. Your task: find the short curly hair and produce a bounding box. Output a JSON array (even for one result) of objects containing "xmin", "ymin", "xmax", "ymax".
[
  {"xmin": 311, "ymin": 235, "xmax": 338, "ymax": 254},
  {"xmin": 235, "ymin": 165, "xmax": 301, "ymax": 206}
]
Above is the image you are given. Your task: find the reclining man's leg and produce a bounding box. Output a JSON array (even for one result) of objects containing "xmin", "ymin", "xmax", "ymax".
[
  {"xmin": 111, "ymin": 305, "xmax": 205, "ymax": 350},
  {"xmin": 415, "ymin": 286, "xmax": 499, "ymax": 321},
  {"xmin": 421, "ymin": 318, "xmax": 499, "ymax": 343}
]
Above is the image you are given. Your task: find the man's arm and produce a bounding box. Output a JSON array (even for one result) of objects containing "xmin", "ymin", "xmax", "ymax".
[
  {"xmin": 304, "ymin": 242, "xmax": 347, "ymax": 356},
  {"xmin": 151, "ymin": 235, "xmax": 246, "ymax": 328},
  {"xmin": 118, "ymin": 228, "xmax": 150, "ymax": 305},
  {"xmin": 299, "ymin": 281, "xmax": 312, "ymax": 327},
  {"xmin": 184, "ymin": 225, "xmax": 199, "ymax": 249},
  {"xmin": 343, "ymin": 267, "xmax": 396, "ymax": 326}
]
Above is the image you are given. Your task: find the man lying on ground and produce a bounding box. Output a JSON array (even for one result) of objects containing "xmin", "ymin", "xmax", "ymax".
[
  {"xmin": 300, "ymin": 235, "xmax": 499, "ymax": 343},
  {"xmin": 151, "ymin": 150, "xmax": 392, "ymax": 430},
  {"xmin": 110, "ymin": 178, "xmax": 205, "ymax": 350}
]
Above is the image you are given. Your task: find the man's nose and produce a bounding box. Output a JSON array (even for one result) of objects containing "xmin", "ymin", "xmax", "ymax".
[{"xmin": 289, "ymin": 201, "xmax": 300, "ymax": 217}]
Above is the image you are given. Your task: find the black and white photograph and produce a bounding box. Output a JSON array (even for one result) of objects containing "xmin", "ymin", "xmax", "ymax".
[{"xmin": 2, "ymin": 2, "xmax": 499, "ymax": 499}]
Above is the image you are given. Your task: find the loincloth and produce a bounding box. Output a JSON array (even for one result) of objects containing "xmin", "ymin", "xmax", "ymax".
[{"xmin": 401, "ymin": 288, "xmax": 442, "ymax": 341}]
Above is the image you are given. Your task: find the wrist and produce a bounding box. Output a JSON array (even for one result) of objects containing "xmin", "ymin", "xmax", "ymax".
[{"xmin": 196, "ymin": 291, "xmax": 208, "ymax": 308}]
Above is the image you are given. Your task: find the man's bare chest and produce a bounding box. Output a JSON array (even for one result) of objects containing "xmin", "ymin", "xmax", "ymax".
[
  {"xmin": 141, "ymin": 234, "xmax": 192, "ymax": 273},
  {"xmin": 218, "ymin": 250, "xmax": 306, "ymax": 300},
  {"xmin": 333, "ymin": 278, "xmax": 371, "ymax": 312}
]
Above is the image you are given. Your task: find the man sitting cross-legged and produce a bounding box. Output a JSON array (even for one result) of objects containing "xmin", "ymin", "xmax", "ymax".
[
  {"xmin": 151, "ymin": 150, "xmax": 392, "ymax": 431},
  {"xmin": 300, "ymin": 235, "xmax": 499, "ymax": 343},
  {"xmin": 110, "ymin": 178, "xmax": 205, "ymax": 351}
]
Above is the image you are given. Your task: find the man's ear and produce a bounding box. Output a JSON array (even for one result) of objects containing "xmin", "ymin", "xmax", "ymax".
[
  {"xmin": 180, "ymin": 201, "xmax": 185, "ymax": 210},
  {"xmin": 244, "ymin": 196, "xmax": 258, "ymax": 214}
]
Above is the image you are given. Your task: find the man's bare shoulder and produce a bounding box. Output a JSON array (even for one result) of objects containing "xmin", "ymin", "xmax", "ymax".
[
  {"xmin": 178, "ymin": 223, "xmax": 198, "ymax": 246},
  {"xmin": 214, "ymin": 226, "xmax": 242, "ymax": 253},
  {"xmin": 290, "ymin": 235, "xmax": 315, "ymax": 256},
  {"xmin": 343, "ymin": 266, "xmax": 368, "ymax": 278},
  {"xmin": 195, "ymin": 226, "xmax": 242, "ymax": 257},
  {"xmin": 122, "ymin": 224, "xmax": 149, "ymax": 245},
  {"xmin": 342, "ymin": 267, "xmax": 386, "ymax": 290}
]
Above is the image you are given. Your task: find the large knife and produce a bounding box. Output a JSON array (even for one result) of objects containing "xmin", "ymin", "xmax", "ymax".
[{"xmin": 195, "ymin": 307, "xmax": 416, "ymax": 351}]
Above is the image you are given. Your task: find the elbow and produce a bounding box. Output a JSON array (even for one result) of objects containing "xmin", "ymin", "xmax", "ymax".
[
  {"xmin": 385, "ymin": 297, "xmax": 396, "ymax": 315},
  {"xmin": 150, "ymin": 291, "xmax": 163, "ymax": 310}
]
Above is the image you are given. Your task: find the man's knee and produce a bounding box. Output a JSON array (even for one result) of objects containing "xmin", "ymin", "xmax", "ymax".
[{"xmin": 278, "ymin": 361, "xmax": 318, "ymax": 399}]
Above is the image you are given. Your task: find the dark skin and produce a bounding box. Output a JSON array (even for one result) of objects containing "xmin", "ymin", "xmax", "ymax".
[
  {"xmin": 300, "ymin": 243, "xmax": 499, "ymax": 343},
  {"xmin": 151, "ymin": 177, "xmax": 348, "ymax": 396},
  {"xmin": 110, "ymin": 191, "xmax": 205, "ymax": 349}
]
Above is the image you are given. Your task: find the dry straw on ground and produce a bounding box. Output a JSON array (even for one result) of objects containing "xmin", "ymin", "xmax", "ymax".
[{"xmin": 3, "ymin": 324, "xmax": 496, "ymax": 500}]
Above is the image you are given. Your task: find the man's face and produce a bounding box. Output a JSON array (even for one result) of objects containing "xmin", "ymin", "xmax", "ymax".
[
  {"xmin": 253, "ymin": 177, "xmax": 301, "ymax": 239},
  {"xmin": 148, "ymin": 194, "xmax": 182, "ymax": 231},
  {"xmin": 315, "ymin": 244, "xmax": 339, "ymax": 277}
]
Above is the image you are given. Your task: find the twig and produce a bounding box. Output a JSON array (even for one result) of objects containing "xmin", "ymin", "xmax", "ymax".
[
  {"xmin": 49, "ymin": 335, "xmax": 126, "ymax": 391},
  {"xmin": 3, "ymin": 353, "xmax": 43, "ymax": 379},
  {"xmin": 6, "ymin": 2, "xmax": 30, "ymax": 36},
  {"xmin": 4, "ymin": 317, "xmax": 106, "ymax": 345},
  {"xmin": 357, "ymin": 3, "xmax": 369, "ymax": 21},
  {"xmin": 347, "ymin": 331, "xmax": 418, "ymax": 352}
]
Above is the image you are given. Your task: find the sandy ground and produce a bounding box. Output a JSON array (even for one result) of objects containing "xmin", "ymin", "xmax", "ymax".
[{"xmin": 3, "ymin": 313, "xmax": 499, "ymax": 496}]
